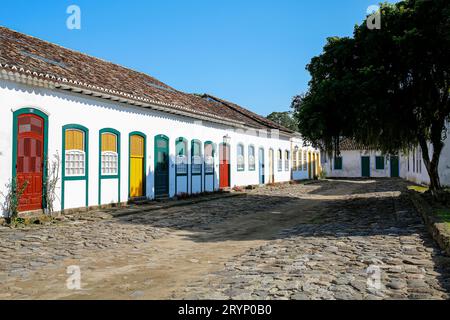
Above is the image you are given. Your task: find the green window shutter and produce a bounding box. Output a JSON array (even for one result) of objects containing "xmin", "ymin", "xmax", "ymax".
[
  {"xmin": 334, "ymin": 157, "xmax": 343, "ymax": 170},
  {"xmin": 376, "ymin": 156, "xmax": 385, "ymax": 170}
]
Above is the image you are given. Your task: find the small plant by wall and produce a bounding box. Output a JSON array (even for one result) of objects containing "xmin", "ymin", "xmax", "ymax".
[
  {"xmin": 44, "ymin": 152, "xmax": 61, "ymax": 215},
  {"xmin": 0, "ymin": 177, "xmax": 28, "ymax": 222}
]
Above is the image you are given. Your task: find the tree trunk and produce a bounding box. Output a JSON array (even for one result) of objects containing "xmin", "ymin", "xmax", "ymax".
[{"xmin": 418, "ymin": 134, "xmax": 443, "ymax": 200}]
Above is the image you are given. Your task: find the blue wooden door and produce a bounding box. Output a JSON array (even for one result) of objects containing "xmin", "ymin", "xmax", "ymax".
[
  {"xmin": 154, "ymin": 135, "xmax": 169, "ymax": 197},
  {"xmin": 259, "ymin": 148, "xmax": 265, "ymax": 184}
]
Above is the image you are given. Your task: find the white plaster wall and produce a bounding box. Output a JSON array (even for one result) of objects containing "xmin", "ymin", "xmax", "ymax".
[
  {"xmin": 400, "ymin": 126, "xmax": 450, "ymax": 187},
  {"xmin": 64, "ymin": 180, "xmax": 86, "ymax": 209},
  {"xmin": 324, "ymin": 150, "xmax": 391, "ymax": 178},
  {"xmin": 290, "ymin": 137, "xmax": 317, "ymax": 181},
  {"xmin": 0, "ymin": 80, "xmax": 302, "ymax": 215}
]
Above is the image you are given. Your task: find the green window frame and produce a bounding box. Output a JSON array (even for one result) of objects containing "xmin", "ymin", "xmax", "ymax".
[
  {"xmin": 375, "ymin": 156, "xmax": 385, "ymax": 170},
  {"xmin": 278, "ymin": 149, "xmax": 283, "ymax": 172},
  {"xmin": 204, "ymin": 141, "xmax": 215, "ymax": 175},
  {"xmin": 237, "ymin": 143, "xmax": 245, "ymax": 171},
  {"xmin": 175, "ymin": 137, "xmax": 188, "ymax": 176},
  {"xmin": 248, "ymin": 145, "xmax": 256, "ymax": 171},
  {"xmin": 61, "ymin": 124, "xmax": 89, "ymax": 210},
  {"xmin": 98, "ymin": 128, "xmax": 121, "ymax": 205},
  {"xmin": 334, "ymin": 156, "xmax": 343, "ymax": 170},
  {"xmin": 191, "ymin": 139, "xmax": 202, "ymax": 175},
  {"xmin": 284, "ymin": 150, "xmax": 290, "ymax": 171}
]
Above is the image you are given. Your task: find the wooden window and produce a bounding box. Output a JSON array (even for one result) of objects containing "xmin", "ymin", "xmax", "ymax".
[
  {"xmin": 237, "ymin": 144, "xmax": 245, "ymax": 171},
  {"xmin": 375, "ymin": 156, "xmax": 385, "ymax": 170},
  {"xmin": 248, "ymin": 145, "xmax": 255, "ymax": 171},
  {"xmin": 176, "ymin": 138, "xmax": 188, "ymax": 175},
  {"xmin": 204, "ymin": 142, "xmax": 214, "ymax": 174},
  {"xmin": 303, "ymin": 151, "xmax": 307, "ymax": 171},
  {"xmin": 278, "ymin": 149, "xmax": 283, "ymax": 172},
  {"xmin": 65, "ymin": 129, "xmax": 85, "ymax": 176},
  {"xmin": 101, "ymin": 132, "xmax": 118, "ymax": 175},
  {"xmin": 285, "ymin": 150, "xmax": 289, "ymax": 171},
  {"xmin": 191, "ymin": 140, "xmax": 202, "ymax": 174},
  {"xmin": 334, "ymin": 156, "xmax": 343, "ymax": 170},
  {"xmin": 292, "ymin": 150, "xmax": 297, "ymax": 171}
]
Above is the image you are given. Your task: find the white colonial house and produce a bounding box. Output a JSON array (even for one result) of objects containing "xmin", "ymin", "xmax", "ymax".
[
  {"xmin": 0, "ymin": 27, "xmax": 320, "ymax": 216},
  {"xmin": 400, "ymin": 123, "xmax": 450, "ymax": 186},
  {"xmin": 322, "ymin": 135, "xmax": 450, "ymax": 187}
]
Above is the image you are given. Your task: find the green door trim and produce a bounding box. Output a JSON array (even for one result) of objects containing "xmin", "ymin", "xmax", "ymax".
[
  {"xmin": 190, "ymin": 139, "xmax": 203, "ymax": 194},
  {"xmin": 98, "ymin": 128, "xmax": 121, "ymax": 205},
  {"xmin": 204, "ymin": 141, "xmax": 216, "ymax": 191},
  {"xmin": 61, "ymin": 124, "xmax": 89, "ymax": 211},
  {"xmin": 12, "ymin": 107, "xmax": 49, "ymax": 211},
  {"xmin": 128, "ymin": 131, "xmax": 147, "ymax": 199},
  {"xmin": 390, "ymin": 155, "xmax": 400, "ymax": 178},
  {"xmin": 154, "ymin": 134, "xmax": 170, "ymax": 197},
  {"xmin": 361, "ymin": 156, "xmax": 371, "ymax": 177},
  {"xmin": 175, "ymin": 137, "xmax": 188, "ymax": 196}
]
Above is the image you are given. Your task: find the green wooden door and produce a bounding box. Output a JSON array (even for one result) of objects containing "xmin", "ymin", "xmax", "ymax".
[
  {"xmin": 361, "ymin": 156, "xmax": 370, "ymax": 177},
  {"xmin": 154, "ymin": 135, "xmax": 169, "ymax": 197},
  {"xmin": 390, "ymin": 156, "xmax": 399, "ymax": 177}
]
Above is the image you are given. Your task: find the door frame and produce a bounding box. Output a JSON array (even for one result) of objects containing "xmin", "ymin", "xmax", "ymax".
[
  {"xmin": 98, "ymin": 128, "xmax": 121, "ymax": 205},
  {"xmin": 154, "ymin": 134, "xmax": 170, "ymax": 197},
  {"xmin": 128, "ymin": 131, "xmax": 147, "ymax": 199},
  {"xmin": 259, "ymin": 147, "xmax": 265, "ymax": 184},
  {"xmin": 61, "ymin": 124, "xmax": 89, "ymax": 211},
  {"xmin": 268, "ymin": 148, "xmax": 274, "ymax": 183},
  {"xmin": 219, "ymin": 142, "xmax": 230, "ymax": 188},
  {"xmin": 204, "ymin": 141, "xmax": 216, "ymax": 191},
  {"xmin": 361, "ymin": 156, "xmax": 371, "ymax": 177},
  {"xmin": 390, "ymin": 155, "xmax": 400, "ymax": 178},
  {"xmin": 12, "ymin": 107, "xmax": 49, "ymax": 211},
  {"xmin": 190, "ymin": 139, "xmax": 203, "ymax": 194}
]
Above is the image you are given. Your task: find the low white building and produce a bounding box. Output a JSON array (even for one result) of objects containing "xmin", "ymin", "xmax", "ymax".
[
  {"xmin": 322, "ymin": 139, "xmax": 399, "ymax": 179},
  {"xmin": 400, "ymin": 124, "xmax": 450, "ymax": 187},
  {"xmin": 291, "ymin": 135, "xmax": 321, "ymax": 181},
  {"xmin": 322, "ymin": 135, "xmax": 450, "ymax": 187},
  {"xmin": 0, "ymin": 27, "xmax": 320, "ymax": 217}
]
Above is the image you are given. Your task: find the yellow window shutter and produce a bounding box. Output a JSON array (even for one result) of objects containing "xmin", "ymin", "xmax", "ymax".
[
  {"xmin": 102, "ymin": 133, "xmax": 117, "ymax": 152},
  {"xmin": 130, "ymin": 135, "xmax": 144, "ymax": 157},
  {"xmin": 66, "ymin": 129, "xmax": 84, "ymax": 151}
]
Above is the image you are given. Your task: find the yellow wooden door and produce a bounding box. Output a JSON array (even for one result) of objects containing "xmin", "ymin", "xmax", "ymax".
[{"xmin": 130, "ymin": 135, "xmax": 144, "ymax": 197}]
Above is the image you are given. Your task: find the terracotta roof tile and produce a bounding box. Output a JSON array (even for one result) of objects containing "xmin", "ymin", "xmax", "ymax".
[{"xmin": 0, "ymin": 26, "xmax": 293, "ymax": 134}]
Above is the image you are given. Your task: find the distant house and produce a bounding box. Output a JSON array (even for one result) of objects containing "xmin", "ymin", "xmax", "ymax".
[
  {"xmin": 400, "ymin": 123, "xmax": 450, "ymax": 186},
  {"xmin": 322, "ymin": 134, "xmax": 450, "ymax": 187},
  {"xmin": 0, "ymin": 27, "xmax": 320, "ymax": 216},
  {"xmin": 321, "ymin": 139, "xmax": 396, "ymax": 179}
]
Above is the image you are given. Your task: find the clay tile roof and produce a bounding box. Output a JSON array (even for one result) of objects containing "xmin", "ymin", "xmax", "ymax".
[
  {"xmin": 339, "ymin": 138, "xmax": 370, "ymax": 151},
  {"xmin": 0, "ymin": 26, "xmax": 294, "ymax": 134},
  {"xmin": 196, "ymin": 94, "xmax": 294, "ymax": 133}
]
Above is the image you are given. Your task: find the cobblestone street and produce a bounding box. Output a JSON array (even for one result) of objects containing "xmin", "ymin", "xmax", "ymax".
[{"xmin": 1, "ymin": 179, "xmax": 449, "ymax": 299}]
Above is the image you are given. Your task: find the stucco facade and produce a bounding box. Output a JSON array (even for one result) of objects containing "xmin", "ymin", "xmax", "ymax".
[{"xmin": 0, "ymin": 79, "xmax": 312, "ymax": 216}]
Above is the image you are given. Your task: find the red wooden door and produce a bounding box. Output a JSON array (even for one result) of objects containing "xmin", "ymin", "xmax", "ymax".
[
  {"xmin": 16, "ymin": 114, "xmax": 44, "ymax": 212},
  {"xmin": 219, "ymin": 144, "xmax": 230, "ymax": 188}
]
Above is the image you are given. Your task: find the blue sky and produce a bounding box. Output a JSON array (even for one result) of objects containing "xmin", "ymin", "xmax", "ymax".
[{"xmin": 0, "ymin": 0, "xmax": 396, "ymax": 116}]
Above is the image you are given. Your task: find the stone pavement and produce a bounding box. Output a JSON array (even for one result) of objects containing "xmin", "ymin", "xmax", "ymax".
[{"xmin": 0, "ymin": 179, "xmax": 449, "ymax": 300}]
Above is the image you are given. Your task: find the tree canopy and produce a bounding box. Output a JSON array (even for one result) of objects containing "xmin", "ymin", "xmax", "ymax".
[
  {"xmin": 266, "ymin": 111, "xmax": 298, "ymax": 131},
  {"xmin": 293, "ymin": 0, "xmax": 450, "ymax": 194}
]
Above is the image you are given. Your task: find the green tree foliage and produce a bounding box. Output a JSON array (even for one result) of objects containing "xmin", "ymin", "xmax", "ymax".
[
  {"xmin": 266, "ymin": 111, "xmax": 298, "ymax": 131},
  {"xmin": 293, "ymin": 0, "xmax": 450, "ymax": 196}
]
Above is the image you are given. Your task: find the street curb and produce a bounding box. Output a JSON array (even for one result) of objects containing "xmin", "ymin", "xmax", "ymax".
[
  {"xmin": 408, "ymin": 190, "xmax": 450, "ymax": 256},
  {"xmin": 110, "ymin": 192, "xmax": 247, "ymax": 218}
]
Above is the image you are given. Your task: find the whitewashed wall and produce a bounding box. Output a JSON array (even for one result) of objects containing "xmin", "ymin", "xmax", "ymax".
[
  {"xmin": 323, "ymin": 150, "xmax": 392, "ymax": 178},
  {"xmin": 400, "ymin": 125, "xmax": 450, "ymax": 187},
  {"xmin": 290, "ymin": 137, "xmax": 318, "ymax": 180},
  {"xmin": 0, "ymin": 80, "xmax": 297, "ymax": 215}
]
